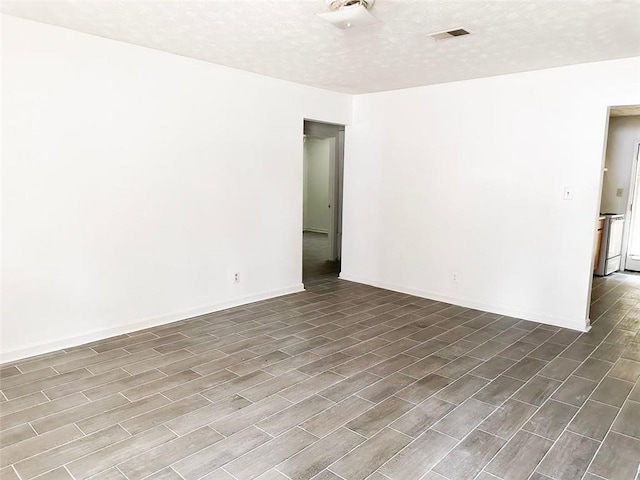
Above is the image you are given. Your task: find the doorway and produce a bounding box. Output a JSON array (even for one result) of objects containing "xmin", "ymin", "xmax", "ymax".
[
  {"xmin": 599, "ymin": 110, "xmax": 640, "ymax": 273},
  {"xmin": 302, "ymin": 120, "xmax": 345, "ymax": 281},
  {"xmin": 590, "ymin": 106, "xmax": 640, "ymax": 322}
]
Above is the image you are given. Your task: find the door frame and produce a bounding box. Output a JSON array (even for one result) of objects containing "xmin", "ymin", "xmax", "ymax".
[
  {"xmin": 621, "ymin": 141, "xmax": 640, "ymax": 271},
  {"xmin": 303, "ymin": 120, "xmax": 345, "ymax": 262}
]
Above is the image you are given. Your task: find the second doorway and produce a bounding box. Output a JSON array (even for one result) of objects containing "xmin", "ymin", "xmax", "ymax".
[{"xmin": 303, "ymin": 120, "xmax": 345, "ymax": 281}]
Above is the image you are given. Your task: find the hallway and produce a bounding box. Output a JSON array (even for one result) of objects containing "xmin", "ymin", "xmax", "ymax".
[{"xmin": 302, "ymin": 231, "xmax": 340, "ymax": 282}]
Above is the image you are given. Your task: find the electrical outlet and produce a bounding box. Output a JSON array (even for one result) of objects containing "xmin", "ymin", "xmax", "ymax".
[
  {"xmin": 233, "ymin": 272, "xmax": 240, "ymax": 284},
  {"xmin": 616, "ymin": 188, "xmax": 624, "ymax": 197},
  {"xmin": 452, "ymin": 272, "xmax": 458, "ymax": 282}
]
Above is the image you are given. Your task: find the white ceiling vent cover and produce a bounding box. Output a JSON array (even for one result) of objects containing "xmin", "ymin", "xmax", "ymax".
[{"xmin": 427, "ymin": 28, "xmax": 471, "ymax": 40}]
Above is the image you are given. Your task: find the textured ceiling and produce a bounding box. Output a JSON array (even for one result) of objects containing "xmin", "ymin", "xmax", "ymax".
[{"xmin": 3, "ymin": 0, "xmax": 640, "ymax": 94}]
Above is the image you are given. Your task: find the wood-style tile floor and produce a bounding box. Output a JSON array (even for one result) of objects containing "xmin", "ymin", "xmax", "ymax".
[{"xmin": 1, "ymin": 272, "xmax": 639, "ymax": 480}]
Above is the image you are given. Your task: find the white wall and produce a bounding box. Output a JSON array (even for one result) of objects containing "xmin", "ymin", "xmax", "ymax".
[
  {"xmin": 3, "ymin": 16, "xmax": 639, "ymax": 362},
  {"xmin": 342, "ymin": 57, "xmax": 640, "ymax": 331},
  {"xmin": 303, "ymin": 138, "xmax": 331, "ymax": 233},
  {"xmin": 600, "ymin": 116, "xmax": 640, "ymax": 214},
  {"xmin": 0, "ymin": 15, "xmax": 351, "ymax": 362}
]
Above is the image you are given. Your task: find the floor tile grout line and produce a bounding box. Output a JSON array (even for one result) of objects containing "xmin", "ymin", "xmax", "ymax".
[
  {"xmin": 323, "ymin": 468, "xmax": 352, "ymax": 480},
  {"xmin": 10, "ymin": 465, "xmax": 22, "ymax": 480},
  {"xmin": 374, "ymin": 335, "xmax": 550, "ymax": 476},
  {"xmin": 41, "ymin": 369, "xmax": 135, "ymax": 402},
  {"xmin": 63, "ymin": 465, "xmax": 76, "ymax": 480},
  {"xmin": 281, "ymin": 424, "xmax": 368, "ymax": 480},
  {"xmin": 321, "ymin": 422, "xmax": 411, "ymax": 480},
  {"xmin": 272, "ymin": 467, "xmax": 296, "ymax": 480},
  {"xmin": 162, "ymin": 422, "xmax": 182, "ymax": 438},
  {"xmin": 573, "ymin": 425, "xmax": 640, "ymax": 444},
  {"xmin": 476, "ymin": 423, "xmax": 543, "ymax": 443},
  {"xmin": 89, "ymin": 332, "xmax": 192, "ymax": 358},
  {"xmin": 220, "ymin": 466, "xmax": 241, "ymax": 480},
  {"xmin": 2, "ymin": 274, "xmax": 636, "ymax": 480},
  {"xmin": 56, "ymin": 421, "xmax": 160, "ymax": 480},
  {"xmin": 582, "ymin": 472, "xmax": 608, "ymax": 480},
  {"xmin": 470, "ymin": 471, "xmax": 500, "ymax": 480},
  {"xmin": 533, "ymin": 393, "xmax": 598, "ymax": 411},
  {"xmin": 0, "ymin": 392, "xmax": 93, "ymax": 436},
  {"xmin": 122, "ymin": 368, "xmax": 224, "ymax": 403},
  {"xmin": 166, "ymin": 466, "xmax": 188, "ymax": 480},
  {"xmin": 578, "ymin": 367, "xmax": 640, "ymax": 480},
  {"xmin": 204, "ymin": 426, "xmax": 319, "ymax": 480},
  {"xmin": 517, "ymin": 319, "xmax": 634, "ymax": 480},
  {"xmin": 84, "ymin": 350, "xmax": 175, "ymax": 376},
  {"xmin": 1, "ymin": 368, "xmax": 99, "ymax": 400},
  {"xmin": 116, "ymin": 422, "xmax": 234, "ymax": 480},
  {"xmin": 204, "ymin": 421, "xmax": 229, "ymax": 441},
  {"xmin": 16, "ymin": 461, "xmax": 69, "ymax": 480},
  {"xmin": 452, "ymin": 324, "xmax": 622, "ymax": 480},
  {"xmin": 447, "ymin": 369, "xmax": 567, "ymax": 478},
  {"xmin": 385, "ymin": 419, "xmax": 505, "ymax": 480},
  {"xmin": 84, "ymin": 367, "xmax": 181, "ymax": 402},
  {"xmin": 114, "ymin": 465, "xmax": 132, "ymax": 480},
  {"xmin": 589, "ymin": 283, "xmax": 635, "ymax": 321},
  {"xmin": 251, "ymin": 423, "xmax": 275, "ymax": 439},
  {"xmin": 13, "ymin": 352, "xmax": 100, "ymax": 376}
]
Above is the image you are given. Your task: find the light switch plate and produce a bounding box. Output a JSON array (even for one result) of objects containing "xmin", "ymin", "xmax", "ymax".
[{"xmin": 616, "ymin": 188, "xmax": 624, "ymax": 197}]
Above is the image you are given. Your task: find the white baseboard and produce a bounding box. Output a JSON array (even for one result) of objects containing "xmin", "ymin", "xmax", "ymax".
[
  {"xmin": 339, "ymin": 273, "xmax": 590, "ymax": 332},
  {"xmin": 1, "ymin": 284, "xmax": 305, "ymax": 364}
]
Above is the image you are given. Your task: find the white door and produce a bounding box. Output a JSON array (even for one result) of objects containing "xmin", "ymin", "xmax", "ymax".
[{"xmin": 624, "ymin": 143, "xmax": 640, "ymax": 271}]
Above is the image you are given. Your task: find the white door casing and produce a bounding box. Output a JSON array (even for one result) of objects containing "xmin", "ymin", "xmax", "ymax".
[{"xmin": 623, "ymin": 142, "xmax": 640, "ymax": 271}]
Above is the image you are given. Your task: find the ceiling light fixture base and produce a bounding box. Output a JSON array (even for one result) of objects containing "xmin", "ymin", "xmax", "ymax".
[
  {"xmin": 318, "ymin": 0, "xmax": 380, "ymax": 29},
  {"xmin": 325, "ymin": 0, "xmax": 375, "ymax": 11}
]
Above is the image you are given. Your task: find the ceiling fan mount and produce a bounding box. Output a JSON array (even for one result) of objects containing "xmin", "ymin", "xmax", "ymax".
[
  {"xmin": 325, "ymin": 0, "xmax": 376, "ymax": 11},
  {"xmin": 319, "ymin": 0, "xmax": 379, "ymax": 29}
]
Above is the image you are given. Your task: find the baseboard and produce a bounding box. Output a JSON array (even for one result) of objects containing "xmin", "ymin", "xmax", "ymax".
[
  {"xmin": 303, "ymin": 228, "xmax": 329, "ymax": 234},
  {"xmin": 339, "ymin": 273, "xmax": 590, "ymax": 332},
  {"xmin": 1, "ymin": 284, "xmax": 305, "ymax": 364}
]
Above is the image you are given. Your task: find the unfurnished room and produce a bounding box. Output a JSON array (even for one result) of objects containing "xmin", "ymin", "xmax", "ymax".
[{"xmin": 1, "ymin": 1, "xmax": 640, "ymax": 480}]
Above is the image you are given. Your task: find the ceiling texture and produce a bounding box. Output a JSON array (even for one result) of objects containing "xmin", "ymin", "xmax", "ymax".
[{"xmin": 2, "ymin": 0, "xmax": 640, "ymax": 94}]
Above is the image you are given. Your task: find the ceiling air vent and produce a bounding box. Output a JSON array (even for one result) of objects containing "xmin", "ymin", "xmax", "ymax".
[{"xmin": 427, "ymin": 28, "xmax": 471, "ymax": 40}]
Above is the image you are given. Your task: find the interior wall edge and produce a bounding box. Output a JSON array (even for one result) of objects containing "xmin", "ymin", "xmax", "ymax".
[
  {"xmin": 339, "ymin": 273, "xmax": 591, "ymax": 333},
  {"xmin": 0, "ymin": 283, "xmax": 305, "ymax": 364}
]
